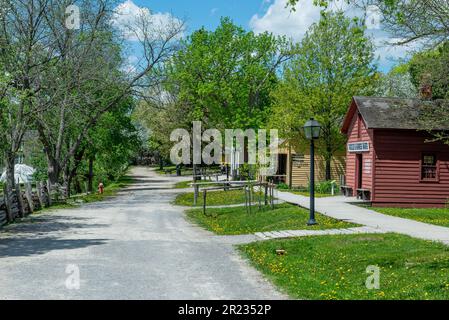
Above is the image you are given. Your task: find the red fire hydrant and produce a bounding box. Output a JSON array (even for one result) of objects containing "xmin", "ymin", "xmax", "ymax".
[{"xmin": 98, "ymin": 182, "xmax": 104, "ymax": 194}]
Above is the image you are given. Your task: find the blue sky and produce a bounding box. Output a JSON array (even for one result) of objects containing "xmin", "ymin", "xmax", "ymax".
[
  {"xmin": 131, "ymin": 0, "xmax": 268, "ymax": 33},
  {"xmin": 117, "ymin": 0, "xmax": 417, "ymax": 73}
]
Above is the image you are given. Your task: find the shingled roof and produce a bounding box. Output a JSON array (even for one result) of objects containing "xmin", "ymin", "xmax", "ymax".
[{"xmin": 341, "ymin": 96, "xmax": 447, "ymax": 134}]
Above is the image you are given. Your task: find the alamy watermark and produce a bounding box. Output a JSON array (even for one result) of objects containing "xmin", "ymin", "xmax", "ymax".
[
  {"xmin": 65, "ymin": 5, "xmax": 80, "ymax": 30},
  {"xmin": 170, "ymin": 122, "xmax": 279, "ymax": 176},
  {"xmin": 65, "ymin": 264, "xmax": 80, "ymax": 290},
  {"xmin": 365, "ymin": 5, "xmax": 382, "ymax": 30},
  {"xmin": 366, "ymin": 265, "xmax": 380, "ymax": 290}
]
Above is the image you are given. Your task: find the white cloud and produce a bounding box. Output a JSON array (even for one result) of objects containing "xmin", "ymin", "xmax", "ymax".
[
  {"xmin": 372, "ymin": 36, "xmax": 421, "ymax": 70},
  {"xmin": 121, "ymin": 54, "xmax": 139, "ymax": 74},
  {"xmin": 250, "ymin": 0, "xmax": 321, "ymax": 41},
  {"xmin": 113, "ymin": 0, "xmax": 184, "ymax": 41},
  {"xmin": 250, "ymin": 0, "xmax": 416, "ymax": 71}
]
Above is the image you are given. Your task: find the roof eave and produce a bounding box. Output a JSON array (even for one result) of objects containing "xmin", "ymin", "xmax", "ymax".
[{"xmin": 341, "ymin": 98, "xmax": 358, "ymax": 134}]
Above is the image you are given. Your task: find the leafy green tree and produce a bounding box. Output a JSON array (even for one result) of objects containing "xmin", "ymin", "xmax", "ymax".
[
  {"xmin": 166, "ymin": 17, "xmax": 291, "ymax": 131},
  {"xmin": 375, "ymin": 63, "xmax": 417, "ymax": 98},
  {"xmin": 409, "ymin": 42, "xmax": 449, "ymax": 99},
  {"xmin": 408, "ymin": 43, "xmax": 449, "ymax": 145},
  {"xmin": 78, "ymin": 97, "xmax": 140, "ymax": 193},
  {"xmin": 270, "ymin": 11, "xmax": 377, "ymax": 180},
  {"xmin": 287, "ymin": 0, "xmax": 449, "ymax": 46}
]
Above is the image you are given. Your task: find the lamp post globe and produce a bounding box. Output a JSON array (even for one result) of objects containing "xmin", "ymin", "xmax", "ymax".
[
  {"xmin": 304, "ymin": 118, "xmax": 322, "ymax": 140},
  {"xmin": 303, "ymin": 118, "xmax": 321, "ymax": 226}
]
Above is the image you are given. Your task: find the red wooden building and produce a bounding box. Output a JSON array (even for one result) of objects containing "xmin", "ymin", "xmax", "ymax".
[{"xmin": 341, "ymin": 96, "xmax": 449, "ymax": 208}]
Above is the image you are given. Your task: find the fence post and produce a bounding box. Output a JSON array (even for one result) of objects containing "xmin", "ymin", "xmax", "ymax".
[
  {"xmin": 36, "ymin": 181, "xmax": 44, "ymax": 208},
  {"xmin": 264, "ymin": 183, "xmax": 268, "ymax": 206},
  {"xmin": 194, "ymin": 184, "xmax": 199, "ymax": 206},
  {"xmin": 3, "ymin": 184, "xmax": 13, "ymax": 222},
  {"xmin": 248, "ymin": 184, "xmax": 253, "ymax": 214},
  {"xmin": 203, "ymin": 189, "xmax": 207, "ymax": 216},
  {"xmin": 25, "ymin": 182, "xmax": 34, "ymax": 213},
  {"xmin": 15, "ymin": 183, "xmax": 25, "ymax": 218},
  {"xmin": 47, "ymin": 179, "xmax": 52, "ymax": 206}
]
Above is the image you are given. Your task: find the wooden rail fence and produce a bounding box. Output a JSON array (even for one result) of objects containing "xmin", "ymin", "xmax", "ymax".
[{"xmin": 0, "ymin": 181, "xmax": 67, "ymax": 228}]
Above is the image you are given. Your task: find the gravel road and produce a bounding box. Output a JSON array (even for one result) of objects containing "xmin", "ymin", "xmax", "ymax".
[{"xmin": 0, "ymin": 166, "xmax": 286, "ymax": 300}]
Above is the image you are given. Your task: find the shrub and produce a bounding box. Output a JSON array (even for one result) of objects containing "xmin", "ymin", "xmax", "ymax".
[
  {"xmin": 315, "ymin": 180, "xmax": 338, "ymax": 194},
  {"xmin": 277, "ymin": 183, "xmax": 290, "ymax": 190}
]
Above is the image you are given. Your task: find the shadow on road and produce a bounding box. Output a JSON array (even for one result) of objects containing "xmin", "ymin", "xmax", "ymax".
[
  {"xmin": 2, "ymin": 216, "xmax": 109, "ymax": 235},
  {"xmin": 123, "ymin": 187, "xmax": 173, "ymax": 192},
  {"xmin": 0, "ymin": 215, "xmax": 110, "ymax": 258},
  {"xmin": 0, "ymin": 237, "xmax": 108, "ymax": 257}
]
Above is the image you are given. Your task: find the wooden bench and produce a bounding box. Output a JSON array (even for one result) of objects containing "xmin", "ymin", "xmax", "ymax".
[
  {"xmin": 357, "ymin": 189, "xmax": 371, "ymax": 201},
  {"xmin": 341, "ymin": 186, "xmax": 353, "ymax": 197}
]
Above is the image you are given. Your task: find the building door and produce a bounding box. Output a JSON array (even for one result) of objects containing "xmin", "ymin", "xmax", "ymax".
[{"xmin": 356, "ymin": 154, "xmax": 363, "ymax": 190}]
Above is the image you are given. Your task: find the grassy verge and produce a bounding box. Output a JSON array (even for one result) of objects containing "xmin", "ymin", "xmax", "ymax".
[
  {"xmin": 173, "ymin": 180, "xmax": 227, "ymax": 189},
  {"xmin": 288, "ymin": 190, "xmax": 336, "ymax": 198},
  {"xmin": 365, "ymin": 206, "xmax": 449, "ymax": 228},
  {"xmin": 0, "ymin": 174, "xmax": 134, "ymax": 230},
  {"xmin": 72, "ymin": 175, "xmax": 134, "ymax": 203},
  {"xmin": 174, "ymin": 189, "xmax": 261, "ymax": 206},
  {"xmin": 155, "ymin": 166, "xmax": 193, "ymax": 176},
  {"xmin": 174, "ymin": 180, "xmax": 193, "ymax": 189},
  {"xmin": 239, "ymin": 233, "xmax": 449, "ymax": 300},
  {"xmin": 186, "ymin": 203, "xmax": 357, "ymax": 235}
]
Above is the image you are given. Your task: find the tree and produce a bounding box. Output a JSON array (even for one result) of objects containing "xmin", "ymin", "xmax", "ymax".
[
  {"xmin": 409, "ymin": 43, "xmax": 449, "ymax": 145},
  {"xmin": 270, "ymin": 11, "xmax": 377, "ymax": 180},
  {"xmin": 29, "ymin": 0, "xmax": 184, "ymax": 190},
  {"xmin": 0, "ymin": 0, "xmax": 58, "ymax": 192},
  {"xmin": 165, "ymin": 17, "xmax": 291, "ymax": 131},
  {"xmin": 375, "ymin": 63, "xmax": 417, "ymax": 98},
  {"xmin": 287, "ymin": 0, "xmax": 449, "ymax": 47},
  {"xmin": 79, "ymin": 96, "xmax": 140, "ymax": 194},
  {"xmin": 409, "ymin": 42, "xmax": 449, "ymax": 99}
]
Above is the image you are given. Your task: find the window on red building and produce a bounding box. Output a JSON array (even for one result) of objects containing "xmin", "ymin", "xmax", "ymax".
[{"xmin": 421, "ymin": 153, "xmax": 437, "ymax": 181}]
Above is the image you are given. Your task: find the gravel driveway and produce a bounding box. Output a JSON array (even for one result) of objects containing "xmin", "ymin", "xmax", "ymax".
[{"xmin": 0, "ymin": 166, "xmax": 286, "ymax": 300}]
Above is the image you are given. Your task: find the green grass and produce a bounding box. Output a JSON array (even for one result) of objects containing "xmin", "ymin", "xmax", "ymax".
[
  {"xmin": 186, "ymin": 203, "xmax": 357, "ymax": 235},
  {"xmin": 75, "ymin": 175, "xmax": 134, "ymax": 203},
  {"xmin": 174, "ymin": 180, "xmax": 193, "ymax": 189},
  {"xmin": 288, "ymin": 190, "xmax": 336, "ymax": 198},
  {"xmin": 155, "ymin": 166, "xmax": 194, "ymax": 176},
  {"xmin": 367, "ymin": 206, "xmax": 449, "ymax": 228},
  {"xmin": 173, "ymin": 180, "xmax": 226, "ymax": 189},
  {"xmin": 174, "ymin": 189, "xmax": 261, "ymax": 207},
  {"xmin": 239, "ymin": 233, "xmax": 449, "ymax": 300}
]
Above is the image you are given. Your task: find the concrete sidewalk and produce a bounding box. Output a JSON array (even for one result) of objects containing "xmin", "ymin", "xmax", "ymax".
[{"xmin": 276, "ymin": 191, "xmax": 449, "ymax": 245}]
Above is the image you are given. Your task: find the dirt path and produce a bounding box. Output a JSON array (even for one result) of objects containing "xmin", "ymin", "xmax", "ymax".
[{"xmin": 0, "ymin": 166, "xmax": 286, "ymax": 300}]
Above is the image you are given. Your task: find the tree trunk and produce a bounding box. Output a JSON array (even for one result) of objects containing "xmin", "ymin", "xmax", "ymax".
[
  {"xmin": 4, "ymin": 153, "xmax": 16, "ymax": 193},
  {"xmin": 65, "ymin": 147, "xmax": 86, "ymax": 196},
  {"xmin": 325, "ymin": 158, "xmax": 332, "ymax": 181},
  {"xmin": 88, "ymin": 157, "xmax": 94, "ymax": 193},
  {"xmin": 47, "ymin": 158, "xmax": 60, "ymax": 187},
  {"xmin": 159, "ymin": 157, "xmax": 164, "ymax": 171},
  {"xmin": 288, "ymin": 144, "xmax": 293, "ymax": 189},
  {"xmin": 63, "ymin": 168, "xmax": 71, "ymax": 198},
  {"xmin": 74, "ymin": 178, "xmax": 82, "ymax": 194},
  {"xmin": 325, "ymin": 137, "xmax": 333, "ymax": 181}
]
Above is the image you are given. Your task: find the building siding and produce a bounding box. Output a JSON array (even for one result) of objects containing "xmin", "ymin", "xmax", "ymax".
[
  {"xmin": 345, "ymin": 111, "xmax": 374, "ymax": 195},
  {"xmin": 287, "ymin": 154, "xmax": 345, "ymax": 188},
  {"xmin": 373, "ymin": 129, "xmax": 449, "ymax": 207}
]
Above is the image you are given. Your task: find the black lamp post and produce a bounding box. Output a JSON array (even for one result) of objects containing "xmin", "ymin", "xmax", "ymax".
[{"xmin": 303, "ymin": 118, "xmax": 322, "ymax": 226}]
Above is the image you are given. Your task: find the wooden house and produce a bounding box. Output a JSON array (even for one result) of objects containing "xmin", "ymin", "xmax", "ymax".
[
  {"xmin": 271, "ymin": 142, "xmax": 345, "ymax": 188},
  {"xmin": 341, "ymin": 96, "xmax": 449, "ymax": 208}
]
